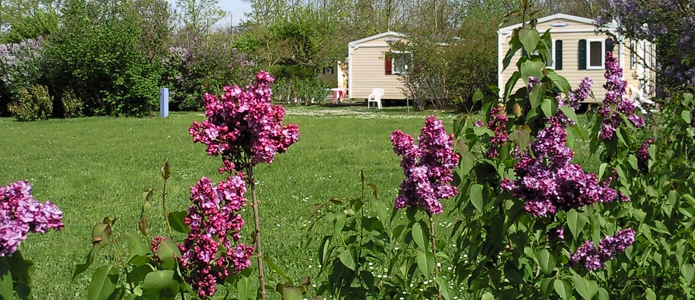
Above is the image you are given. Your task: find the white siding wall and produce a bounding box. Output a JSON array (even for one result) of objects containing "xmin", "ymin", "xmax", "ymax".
[{"xmin": 349, "ymin": 35, "xmax": 408, "ymax": 100}]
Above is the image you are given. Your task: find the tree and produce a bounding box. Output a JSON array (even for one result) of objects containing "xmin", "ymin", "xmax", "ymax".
[{"xmin": 176, "ymin": 0, "xmax": 226, "ymax": 42}]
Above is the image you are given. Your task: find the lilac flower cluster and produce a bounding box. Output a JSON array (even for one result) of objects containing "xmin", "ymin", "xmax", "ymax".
[
  {"xmin": 391, "ymin": 116, "xmax": 459, "ymax": 215},
  {"xmin": 637, "ymin": 137, "xmax": 653, "ymax": 172},
  {"xmin": 570, "ymin": 228, "xmax": 635, "ymax": 270},
  {"xmin": 486, "ymin": 107, "xmax": 509, "ymax": 158},
  {"xmin": 189, "ymin": 71, "xmax": 300, "ymax": 170},
  {"xmin": 0, "ymin": 180, "xmax": 63, "ymax": 257},
  {"xmin": 598, "ymin": 52, "xmax": 645, "ymax": 140},
  {"xmin": 179, "ymin": 176, "xmax": 252, "ymax": 297},
  {"xmin": 503, "ymin": 117, "xmax": 621, "ymax": 217}
]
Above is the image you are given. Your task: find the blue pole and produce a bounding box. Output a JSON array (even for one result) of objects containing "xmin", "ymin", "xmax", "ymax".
[{"xmin": 160, "ymin": 88, "xmax": 169, "ymax": 118}]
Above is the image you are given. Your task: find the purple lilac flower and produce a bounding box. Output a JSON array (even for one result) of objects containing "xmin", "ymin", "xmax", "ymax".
[
  {"xmin": 189, "ymin": 71, "xmax": 300, "ymax": 171},
  {"xmin": 570, "ymin": 228, "xmax": 635, "ymax": 270},
  {"xmin": 179, "ymin": 176, "xmax": 252, "ymax": 297},
  {"xmin": 599, "ymin": 51, "xmax": 644, "ymax": 140},
  {"xmin": 507, "ymin": 117, "xmax": 620, "ymax": 217},
  {"xmin": 391, "ymin": 116, "xmax": 459, "ymax": 215},
  {"xmin": 486, "ymin": 107, "xmax": 509, "ymax": 158},
  {"xmin": 0, "ymin": 180, "xmax": 64, "ymax": 256},
  {"xmin": 637, "ymin": 137, "xmax": 653, "ymax": 172}
]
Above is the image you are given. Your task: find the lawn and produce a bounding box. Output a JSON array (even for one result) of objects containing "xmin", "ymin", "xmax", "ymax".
[{"xmin": 0, "ymin": 105, "xmax": 596, "ymax": 299}]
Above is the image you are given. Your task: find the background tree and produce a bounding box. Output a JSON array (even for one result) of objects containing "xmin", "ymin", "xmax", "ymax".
[{"xmin": 176, "ymin": 0, "xmax": 226, "ymax": 44}]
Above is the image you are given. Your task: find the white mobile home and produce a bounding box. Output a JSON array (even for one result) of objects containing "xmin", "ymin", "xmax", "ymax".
[
  {"xmin": 498, "ymin": 13, "xmax": 655, "ymax": 102},
  {"xmin": 348, "ymin": 31, "xmax": 409, "ymax": 100}
]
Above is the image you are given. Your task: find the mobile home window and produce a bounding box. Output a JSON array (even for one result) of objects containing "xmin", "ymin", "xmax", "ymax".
[
  {"xmin": 391, "ymin": 52, "xmax": 412, "ymax": 75},
  {"xmin": 588, "ymin": 40, "xmax": 604, "ymax": 69}
]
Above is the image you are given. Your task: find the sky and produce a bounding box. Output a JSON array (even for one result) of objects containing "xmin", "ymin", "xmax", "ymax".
[{"xmin": 166, "ymin": 0, "xmax": 253, "ymax": 26}]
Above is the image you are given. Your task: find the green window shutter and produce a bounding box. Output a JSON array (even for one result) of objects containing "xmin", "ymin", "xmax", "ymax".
[
  {"xmin": 578, "ymin": 39, "xmax": 586, "ymax": 70},
  {"xmin": 555, "ymin": 40, "xmax": 563, "ymax": 70},
  {"xmin": 605, "ymin": 38, "xmax": 615, "ymax": 52}
]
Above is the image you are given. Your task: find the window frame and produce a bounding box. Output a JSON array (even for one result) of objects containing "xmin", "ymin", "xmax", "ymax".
[{"xmin": 586, "ymin": 38, "xmax": 606, "ymax": 70}]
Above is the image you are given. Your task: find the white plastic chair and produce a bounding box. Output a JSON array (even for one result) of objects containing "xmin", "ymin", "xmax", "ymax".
[{"xmin": 367, "ymin": 89, "xmax": 384, "ymax": 109}]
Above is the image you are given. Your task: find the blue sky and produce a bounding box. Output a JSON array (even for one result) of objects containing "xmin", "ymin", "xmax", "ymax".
[{"xmin": 166, "ymin": 0, "xmax": 253, "ymax": 26}]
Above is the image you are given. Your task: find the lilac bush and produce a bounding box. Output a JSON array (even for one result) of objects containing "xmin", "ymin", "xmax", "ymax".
[
  {"xmin": 189, "ymin": 70, "xmax": 299, "ymax": 300},
  {"xmin": 0, "ymin": 180, "xmax": 63, "ymax": 257},
  {"xmin": 391, "ymin": 116, "xmax": 459, "ymax": 215}
]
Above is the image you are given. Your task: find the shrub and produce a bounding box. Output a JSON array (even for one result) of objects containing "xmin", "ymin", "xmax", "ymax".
[
  {"xmin": 8, "ymin": 85, "xmax": 52, "ymax": 121},
  {"xmin": 163, "ymin": 41, "xmax": 255, "ymax": 111},
  {"xmin": 61, "ymin": 88, "xmax": 83, "ymax": 118},
  {"xmin": 0, "ymin": 38, "xmax": 45, "ymax": 116}
]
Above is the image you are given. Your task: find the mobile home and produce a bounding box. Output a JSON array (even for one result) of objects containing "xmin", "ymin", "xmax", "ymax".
[
  {"xmin": 348, "ymin": 31, "xmax": 409, "ymax": 100},
  {"xmin": 497, "ymin": 13, "xmax": 655, "ymax": 102}
]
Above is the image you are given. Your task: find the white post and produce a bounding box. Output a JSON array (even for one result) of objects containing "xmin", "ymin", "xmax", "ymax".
[{"xmin": 160, "ymin": 88, "xmax": 169, "ymax": 118}]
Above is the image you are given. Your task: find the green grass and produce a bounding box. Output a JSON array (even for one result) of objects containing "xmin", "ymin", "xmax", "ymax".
[{"xmin": 0, "ymin": 105, "xmax": 598, "ymax": 299}]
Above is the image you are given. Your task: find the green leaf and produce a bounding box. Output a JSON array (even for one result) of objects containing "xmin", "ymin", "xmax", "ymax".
[
  {"xmin": 541, "ymin": 98, "xmax": 553, "ymax": 118},
  {"xmin": 92, "ymin": 222, "xmax": 112, "ymax": 247},
  {"xmin": 461, "ymin": 151, "xmax": 475, "ymax": 176},
  {"xmin": 598, "ymin": 163, "xmax": 608, "ymax": 179},
  {"xmin": 559, "ymin": 105, "xmax": 578, "ymax": 124},
  {"xmin": 412, "ymin": 222, "xmax": 427, "ymax": 250},
  {"xmin": 547, "ymin": 70, "xmax": 571, "ymax": 94},
  {"xmin": 280, "ymin": 285, "xmax": 303, "ymax": 300},
  {"xmin": 470, "ymin": 184, "xmax": 484, "ymax": 212},
  {"xmin": 567, "ymin": 209, "xmax": 587, "ymax": 239},
  {"xmin": 519, "ymin": 28, "xmax": 540, "ymax": 55},
  {"xmin": 434, "ymin": 277, "xmax": 452, "ymax": 300},
  {"xmin": 87, "ymin": 265, "xmax": 119, "ymax": 300},
  {"xmin": 529, "ymin": 84, "xmax": 544, "ymax": 109},
  {"xmin": 481, "ymin": 292, "xmax": 494, "ymax": 300},
  {"xmin": 682, "ymin": 110, "xmax": 692, "ymax": 124},
  {"xmin": 156, "ymin": 238, "xmax": 181, "ymax": 270},
  {"xmin": 645, "ymin": 288, "xmax": 656, "ymax": 300},
  {"xmin": 167, "ymin": 211, "xmax": 189, "ymax": 234},
  {"xmin": 554, "ymin": 279, "xmax": 571, "ymax": 299},
  {"xmin": 333, "ymin": 211, "xmax": 346, "ymax": 239},
  {"xmin": 511, "ymin": 130, "xmax": 530, "ymax": 150},
  {"xmin": 681, "ymin": 263, "xmax": 694, "ymax": 284},
  {"xmin": 0, "ymin": 259, "xmax": 13, "ymax": 300},
  {"xmin": 74, "ymin": 244, "xmax": 103, "ymax": 280},
  {"xmin": 263, "ymin": 256, "xmax": 293, "ymax": 284},
  {"xmin": 237, "ymin": 275, "xmax": 248, "ymax": 300},
  {"xmin": 520, "ymin": 60, "xmax": 545, "ymax": 85},
  {"xmin": 504, "ymin": 72, "xmax": 521, "ymax": 100},
  {"xmin": 598, "ymin": 287, "xmax": 609, "ymax": 300},
  {"xmin": 127, "ymin": 264, "xmax": 154, "ymax": 286},
  {"xmin": 141, "ymin": 270, "xmax": 179, "ymax": 300},
  {"xmin": 125, "ymin": 231, "xmax": 148, "ymax": 257},
  {"xmin": 372, "ymin": 200, "xmax": 389, "ymax": 228},
  {"xmin": 573, "ymin": 274, "xmax": 598, "ymax": 300},
  {"xmin": 339, "ymin": 250, "xmax": 355, "ymax": 271},
  {"xmin": 416, "ymin": 251, "xmax": 430, "ymax": 279},
  {"xmin": 538, "ymin": 249, "xmax": 556, "ymax": 276}
]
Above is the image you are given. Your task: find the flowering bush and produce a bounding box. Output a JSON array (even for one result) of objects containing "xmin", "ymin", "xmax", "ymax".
[
  {"xmin": 190, "ymin": 70, "xmax": 299, "ymax": 300},
  {"xmin": 0, "ymin": 180, "xmax": 63, "ymax": 298},
  {"xmin": 0, "ymin": 38, "xmax": 44, "ymax": 116},
  {"xmin": 163, "ymin": 42, "xmax": 256, "ymax": 111}
]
